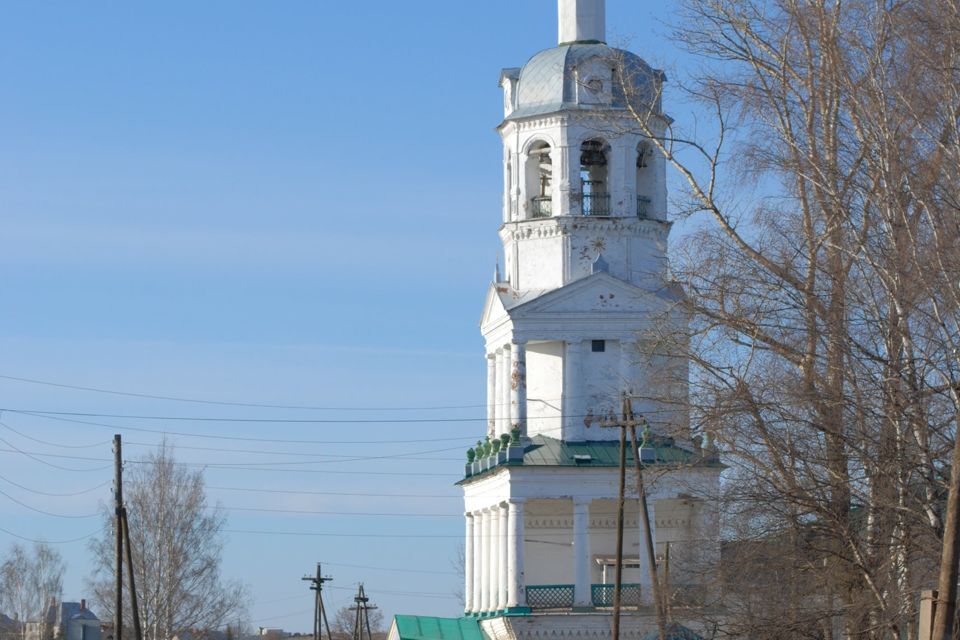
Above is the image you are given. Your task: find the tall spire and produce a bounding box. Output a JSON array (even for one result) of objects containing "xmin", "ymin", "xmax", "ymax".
[{"xmin": 558, "ymin": 0, "xmax": 606, "ymax": 45}]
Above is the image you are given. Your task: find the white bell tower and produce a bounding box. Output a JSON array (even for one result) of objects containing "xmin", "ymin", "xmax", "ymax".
[{"xmin": 458, "ymin": 1, "xmax": 722, "ymax": 637}]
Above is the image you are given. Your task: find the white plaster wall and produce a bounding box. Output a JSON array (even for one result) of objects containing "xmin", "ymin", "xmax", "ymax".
[
  {"xmin": 579, "ymin": 339, "xmax": 620, "ymax": 440},
  {"xmin": 526, "ymin": 341, "xmax": 564, "ymax": 440},
  {"xmin": 515, "ymin": 235, "xmax": 565, "ymax": 291}
]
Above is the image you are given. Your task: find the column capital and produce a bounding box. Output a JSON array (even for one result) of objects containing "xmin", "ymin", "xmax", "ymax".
[
  {"xmin": 487, "ymin": 352, "xmax": 497, "ymax": 360},
  {"xmin": 465, "ymin": 511, "xmax": 476, "ymax": 519},
  {"xmin": 572, "ymin": 496, "xmax": 592, "ymax": 507},
  {"xmin": 507, "ymin": 497, "xmax": 527, "ymax": 506}
]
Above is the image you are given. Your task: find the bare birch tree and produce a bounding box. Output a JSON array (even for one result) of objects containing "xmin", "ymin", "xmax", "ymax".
[
  {"xmin": 0, "ymin": 542, "xmax": 64, "ymax": 639},
  {"xmin": 88, "ymin": 444, "xmax": 247, "ymax": 640},
  {"xmin": 593, "ymin": 0, "xmax": 960, "ymax": 637}
]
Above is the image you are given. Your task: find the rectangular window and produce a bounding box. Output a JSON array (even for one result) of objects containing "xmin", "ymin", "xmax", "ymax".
[{"xmin": 592, "ymin": 340, "xmax": 606, "ymax": 353}]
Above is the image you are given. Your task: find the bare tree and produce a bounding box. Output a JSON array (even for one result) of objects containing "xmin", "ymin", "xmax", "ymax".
[
  {"xmin": 0, "ymin": 542, "xmax": 65, "ymax": 640},
  {"xmin": 330, "ymin": 604, "xmax": 384, "ymax": 640},
  {"xmin": 88, "ymin": 443, "xmax": 247, "ymax": 640},
  {"xmin": 584, "ymin": 0, "xmax": 960, "ymax": 637}
]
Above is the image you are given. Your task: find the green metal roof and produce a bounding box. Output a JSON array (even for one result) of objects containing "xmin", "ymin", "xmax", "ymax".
[
  {"xmin": 392, "ymin": 617, "xmax": 483, "ymax": 640},
  {"xmin": 522, "ymin": 435, "xmax": 698, "ymax": 467},
  {"xmin": 640, "ymin": 623, "xmax": 704, "ymax": 640}
]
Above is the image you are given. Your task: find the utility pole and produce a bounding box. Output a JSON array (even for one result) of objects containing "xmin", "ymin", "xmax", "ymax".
[
  {"xmin": 121, "ymin": 508, "xmax": 143, "ymax": 640},
  {"xmin": 602, "ymin": 397, "xmax": 669, "ymax": 640},
  {"xmin": 350, "ymin": 584, "xmax": 377, "ymax": 640},
  {"xmin": 114, "ymin": 434, "xmax": 123, "ymax": 640},
  {"xmin": 302, "ymin": 564, "xmax": 333, "ymax": 640},
  {"xmin": 600, "ymin": 406, "xmax": 628, "ymax": 640},
  {"xmin": 625, "ymin": 402, "xmax": 668, "ymax": 640}
]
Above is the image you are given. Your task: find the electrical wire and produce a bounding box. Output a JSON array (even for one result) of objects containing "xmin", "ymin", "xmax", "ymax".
[
  {"xmin": 0, "ymin": 487, "xmax": 99, "ymax": 519},
  {"xmin": 4, "ymin": 408, "xmax": 487, "ymax": 424},
  {"xmin": 0, "ymin": 372, "xmax": 489, "ymax": 411},
  {"xmin": 0, "ymin": 473, "xmax": 110, "ymax": 497},
  {"xmin": 0, "ymin": 435, "xmax": 113, "ymax": 473},
  {"xmin": 14, "ymin": 411, "xmax": 478, "ymax": 445},
  {"xmin": 0, "ymin": 419, "xmax": 109, "ymax": 449},
  {"xmin": 0, "ymin": 526, "xmax": 98, "ymax": 544},
  {"xmin": 207, "ymin": 486, "xmax": 461, "ymax": 499}
]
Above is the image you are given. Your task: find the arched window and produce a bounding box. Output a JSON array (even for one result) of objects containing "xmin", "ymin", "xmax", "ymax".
[
  {"xmin": 636, "ymin": 142, "xmax": 653, "ymax": 218},
  {"xmin": 526, "ymin": 142, "xmax": 553, "ymax": 219},
  {"xmin": 580, "ymin": 139, "xmax": 610, "ymax": 216}
]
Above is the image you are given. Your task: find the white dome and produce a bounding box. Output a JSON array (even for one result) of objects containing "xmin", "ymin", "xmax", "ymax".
[{"xmin": 510, "ymin": 43, "xmax": 664, "ymax": 120}]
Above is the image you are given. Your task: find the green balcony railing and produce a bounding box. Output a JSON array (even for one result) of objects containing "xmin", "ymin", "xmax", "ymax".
[
  {"xmin": 526, "ymin": 585, "xmax": 574, "ymax": 609},
  {"xmin": 531, "ymin": 196, "xmax": 553, "ymax": 218},
  {"xmin": 591, "ymin": 583, "xmax": 642, "ymax": 607},
  {"xmin": 582, "ymin": 193, "xmax": 611, "ymax": 216},
  {"xmin": 637, "ymin": 196, "xmax": 652, "ymax": 218}
]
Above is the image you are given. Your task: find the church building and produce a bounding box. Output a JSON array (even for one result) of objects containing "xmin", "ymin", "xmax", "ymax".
[{"xmin": 389, "ymin": 2, "xmax": 722, "ymax": 639}]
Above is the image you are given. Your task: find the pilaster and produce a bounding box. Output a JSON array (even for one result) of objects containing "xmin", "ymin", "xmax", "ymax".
[{"xmin": 572, "ymin": 497, "xmax": 592, "ymax": 610}]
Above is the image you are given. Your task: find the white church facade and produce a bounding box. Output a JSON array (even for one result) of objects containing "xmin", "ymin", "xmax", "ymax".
[{"xmin": 390, "ymin": 2, "xmax": 723, "ymax": 639}]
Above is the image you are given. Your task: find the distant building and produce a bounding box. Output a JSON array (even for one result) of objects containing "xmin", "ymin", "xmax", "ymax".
[
  {"xmin": 27, "ymin": 600, "xmax": 101, "ymax": 640},
  {"xmin": 0, "ymin": 614, "xmax": 21, "ymax": 640}
]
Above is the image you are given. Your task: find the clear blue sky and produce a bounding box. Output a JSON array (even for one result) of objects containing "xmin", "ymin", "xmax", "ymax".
[{"xmin": 0, "ymin": 0, "xmax": 694, "ymax": 630}]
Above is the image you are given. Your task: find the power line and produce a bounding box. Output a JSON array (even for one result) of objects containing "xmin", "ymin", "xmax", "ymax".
[
  {"xmin": 0, "ymin": 487, "xmax": 99, "ymax": 519},
  {"xmin": 0, "ymin": 435, "xmax": 113, "ymax": 473},
  {"xmin": 321, "ymin": 561, "xmax": 456, "ymax": 576},
  {"xmin": 0, "ymin": 447, "xmax": 459, "ymax": 477},
  {"xmin": 4, "ymin": 408, "xmax": 487, "ymax": 424},
  {"xmin": 207, "ymin": 486, "xmax": 461, "ymax": 499},
  {"xmin": 14, "ymin": 411, "xmax": 478, "ymax": 445},
  {"xmin": 0, "ymin": 526, "xmax": 98, "ymax": 545},
  {"xmin": 0, "ymin": 473, "xmax": 111, "ymax": 497},
  {"xmin": 0, "ymin": 419, "xmax": 109, "ymax": 449},
  {"xmin": 0, "ymin": 372, "xmax": 489, "ymax": 411},
  {"xmin": 216, "ymin": 506, "xmax": 458, "ymax": 518}
]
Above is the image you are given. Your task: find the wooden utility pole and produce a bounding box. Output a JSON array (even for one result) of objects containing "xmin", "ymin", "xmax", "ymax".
[
  {"xmin": 114, "ymin": 434, "xmax": 123, "ymax": 640},
  {"xmin": 626, "ymin": 404, "xmax": 668, "ymax": 640},
  {"xmin": 302, "ymin": 564, "xmax": 333, "ymax": 640},
  {"xmin": 612, "ymin": 415, "xmax": 627, "ymax": 640},
  {"xmin": 121, "ymin": 508, "xmax": 143, "ymax": 640},
  {"xmin": 350, "ymin": 584, "xmax": 377, "ymax": 640}
]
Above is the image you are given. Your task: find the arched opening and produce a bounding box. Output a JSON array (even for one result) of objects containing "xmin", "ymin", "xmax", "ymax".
[
  {"xmin": 636, "ymin": 142, "xmax": 654, "ymax": 218},
  {"xmin": 526, "ymin": 142, "xmax": 553, "ymax": 219},
  {"xmin": 580, "ymin": 139, "xmax": 610, "ymax": 216}
]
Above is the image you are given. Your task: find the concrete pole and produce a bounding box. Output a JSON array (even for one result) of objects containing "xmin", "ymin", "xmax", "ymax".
[
  {"xmin": 510, "ymin": 342, "xmax": 527, "ymax": 438},
  {"xmin": 479, "ymin": 510, "xmax": 491, "ymax": 614},
  {"xmin": 464, "ymin": 513, "xmax": 475, "ymax": 614},
  {"xmin": 486, "ymin": 354, "xmax": 497, "ymax": 438},
  {"xmin": 507, "ymin": 500, "xmax": 527, "ymax": 609},
  {"xmin": 573, "ymin": 497, "xmax": 592, "ymax": 608},
  {"xmin": 498, "ymin": 503, "xmax": 509, "ymax": 610}
]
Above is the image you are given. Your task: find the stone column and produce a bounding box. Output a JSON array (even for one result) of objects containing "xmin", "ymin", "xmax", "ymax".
[
  {"xmin": 499, "ymin": 346, "xmax": 512, "ymax": 438},
  {"xmin": 507, "ymin": 499, "xmax": 527, "ymax": 610},
  {"xmin": 479, "ymin": 509, "xmax": 491, "ymax": 613},
  {"xmin": 488, "ymin": 507, "xmax": 500, "ymax": 612},
  {"xmin": 465, "ymin": 513, "xmax": 475, "ymax": 614},
  {"xmin": 487, "ymin": 353, "xmax": 497, "ymax": 438},
  {"xmin": 472, "ymin": 511, "xmax": 484, "ymax": 613},
  {"xmin": 573, "ymin": 497, "xmax": 592, "ymax": 608},
  {"xmin": 510, "ymin": 342, "xmax": 527, "ymax": 438},
  {"xmin": 563, "ymin": 340, "xmax": 584, "ymax": 441},
  {"xmin": 494, "ymin": 349, "xmax": 505, "ymax": 438},
  {"xmin": 498, "ymin": 502, "xmax": 509, "ymax": 610}
]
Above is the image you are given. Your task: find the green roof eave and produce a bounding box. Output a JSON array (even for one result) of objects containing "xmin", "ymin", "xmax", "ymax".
[{"xmin": 392, "ymin": 617, "xmax": 483, "ymax": 640}]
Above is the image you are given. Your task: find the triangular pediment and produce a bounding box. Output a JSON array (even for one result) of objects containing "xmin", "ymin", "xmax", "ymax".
[
  {"xmin": 509, "ymin": 272, "xmax": 681, "ymax": 317},
  {"xmin": 480, "ymin": 282, "xmax": 510, "ymax": 329}
]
